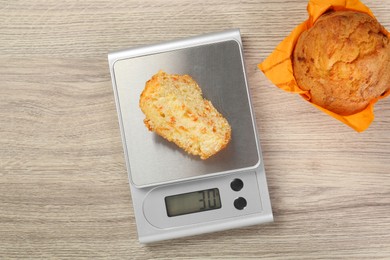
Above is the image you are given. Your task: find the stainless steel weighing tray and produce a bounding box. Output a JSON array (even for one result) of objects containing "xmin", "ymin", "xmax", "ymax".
[{"xmin": 110, "ymin": 29, "xmax": 260, "ymax": 188}]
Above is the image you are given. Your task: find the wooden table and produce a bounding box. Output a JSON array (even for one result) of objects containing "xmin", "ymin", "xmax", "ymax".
[{"xmin": 1, "ymin": 0, "xmax": 389, "ymax": 258}]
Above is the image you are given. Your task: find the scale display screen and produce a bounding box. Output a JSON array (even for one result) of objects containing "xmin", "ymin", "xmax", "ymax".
[{"xmin": 165, "ymin": 188, "xmax": 222, "ymax": 217}]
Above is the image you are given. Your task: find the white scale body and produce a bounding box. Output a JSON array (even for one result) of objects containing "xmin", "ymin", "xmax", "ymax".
[{"xmin": 108, "ymin": 29, "xmax": 273, "ymax": 243}]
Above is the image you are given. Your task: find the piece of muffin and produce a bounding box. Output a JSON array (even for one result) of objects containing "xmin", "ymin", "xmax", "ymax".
[
  {"xmin": 293, "ymin": 11, "xmax": 390, "ymax": 115},
  {"xmin": 139, "ymin": 71, "xmax": 231, "ymax": 160}
]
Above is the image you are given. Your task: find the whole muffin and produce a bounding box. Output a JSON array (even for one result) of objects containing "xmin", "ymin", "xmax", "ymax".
[{"xmin": 293, "ymin": 11, "xmax": 390, "ymax": 115}]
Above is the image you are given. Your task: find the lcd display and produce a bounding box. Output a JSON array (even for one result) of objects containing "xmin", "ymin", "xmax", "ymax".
[{"xmin": 165, "ymin": 188, "xmax": 221, "ymax": 217}]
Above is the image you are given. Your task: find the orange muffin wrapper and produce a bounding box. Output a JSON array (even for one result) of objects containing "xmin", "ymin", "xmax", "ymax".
[{"xmin": 258, "ymin": 0, "xmax": 390, "ymax": 132}]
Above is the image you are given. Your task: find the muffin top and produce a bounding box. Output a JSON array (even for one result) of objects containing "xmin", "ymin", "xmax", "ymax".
[{"xmin": 293, "ymin": 11, "xmax": 390, "ymax": 115}]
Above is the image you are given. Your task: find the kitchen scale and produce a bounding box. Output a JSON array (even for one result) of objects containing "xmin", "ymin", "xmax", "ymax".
[{"xmin": 108, "ymin": 29, "xmax": 273, "ymax": 243}]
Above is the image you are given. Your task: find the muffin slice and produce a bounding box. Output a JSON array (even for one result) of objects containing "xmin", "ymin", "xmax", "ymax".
[{"xmin": 139, "ymin": 71, "xmax": 231, "ymax": 159}]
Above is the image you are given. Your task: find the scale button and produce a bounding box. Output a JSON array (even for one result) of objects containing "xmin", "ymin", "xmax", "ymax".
[
  {"xmin": 230, "ymin": 178, "xmax": 244, "ymax": 191},
  {"xmin": 234, "ymin": 197, "xmax": 247, "ymax": 210}
]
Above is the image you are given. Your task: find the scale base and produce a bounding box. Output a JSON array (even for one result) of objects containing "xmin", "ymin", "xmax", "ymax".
[{"xmin": 131, "ymin": 166, "xmax": 273, "ymax": 244}]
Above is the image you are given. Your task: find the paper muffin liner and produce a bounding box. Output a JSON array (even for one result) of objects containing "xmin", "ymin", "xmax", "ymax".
[{"xmin": 258, "ymin": 0, "xmax": 390, "ymax": 132}]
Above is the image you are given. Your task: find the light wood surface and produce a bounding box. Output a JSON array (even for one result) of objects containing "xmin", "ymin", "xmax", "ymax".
[{"xmin": 1, "ymin": 0, "xmax": 389, "ymax": 259}]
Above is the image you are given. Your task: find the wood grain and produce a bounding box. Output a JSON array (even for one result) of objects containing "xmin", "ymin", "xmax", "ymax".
[{"xmin": 1, "ymin": 0, "xmax": 389, "ymax": 259}]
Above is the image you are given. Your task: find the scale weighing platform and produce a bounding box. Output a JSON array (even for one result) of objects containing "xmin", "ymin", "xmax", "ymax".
[{"xmin": 108, "ymin": 29, "xmax": 273, "ymax": 243}]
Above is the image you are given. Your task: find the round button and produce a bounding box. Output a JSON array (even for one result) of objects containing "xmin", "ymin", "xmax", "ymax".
[
  {"xmin": 234, "ymin": 197, "xmax": 247, "ymax": 210},
  {"xmin": 230, "ymin": 178, "xmax": 244, "ymax": 191}
]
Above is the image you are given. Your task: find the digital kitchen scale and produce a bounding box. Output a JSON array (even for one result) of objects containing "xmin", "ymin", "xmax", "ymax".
[{"xmin": 108, "ymin": 29, "xmax": 273, "ymax": 243}]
